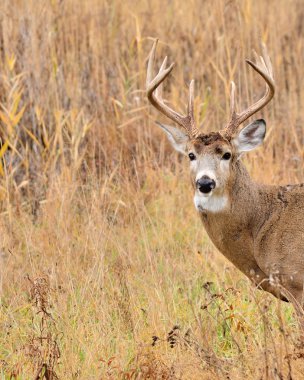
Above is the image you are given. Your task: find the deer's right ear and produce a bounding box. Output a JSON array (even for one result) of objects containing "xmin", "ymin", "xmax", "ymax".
[{"xmin": 155, "ymin": 122, "xmax": 189, "ymax": 155}]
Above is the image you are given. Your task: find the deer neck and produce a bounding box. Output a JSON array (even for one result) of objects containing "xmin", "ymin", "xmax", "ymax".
[{"xmin": 199, "ymin": 160, "xmax": 270, "ymax": 272}]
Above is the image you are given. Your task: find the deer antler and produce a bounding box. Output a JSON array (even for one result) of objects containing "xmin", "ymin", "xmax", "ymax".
[
  {"xmin": 146, "ymin": 39, "xmax": 199, "ymax": 137},
  {"xmin": 224, "ymin": 44, "xmax": 275, "ymax": 135}
]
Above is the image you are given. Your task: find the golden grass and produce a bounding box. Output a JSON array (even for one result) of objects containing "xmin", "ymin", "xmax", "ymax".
[{"xmin": 1, "ymin": 0, "xmax": 304, "ymax": 378}]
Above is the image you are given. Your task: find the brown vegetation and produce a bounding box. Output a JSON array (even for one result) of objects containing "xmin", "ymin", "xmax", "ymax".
[{"xmin": 1, "ymin": 0, "xmax": 304, "ymax": 378}]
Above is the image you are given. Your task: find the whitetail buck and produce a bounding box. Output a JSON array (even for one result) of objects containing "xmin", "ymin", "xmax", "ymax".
[{"xmin": 146, "ymin": 39, "xmax": 304, "ymax": 326}]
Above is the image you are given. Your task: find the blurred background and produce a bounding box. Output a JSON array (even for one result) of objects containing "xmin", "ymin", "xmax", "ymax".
[{"xmin": 1, "ymin": 0, "xmax": 304, "ymax": 379}]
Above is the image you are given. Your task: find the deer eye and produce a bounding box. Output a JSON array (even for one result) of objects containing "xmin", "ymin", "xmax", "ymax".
[
  {"xmin": 222, "ymin": 152, "xmax": 231, "ymax": 160},
  {"xmin": 188, "ymin": 153, "xmax": 196, "ymax": 161}
]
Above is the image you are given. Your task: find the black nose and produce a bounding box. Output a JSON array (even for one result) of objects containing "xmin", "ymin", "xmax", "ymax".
[{"xmin": 196, "ymin": 176, "xmax": 216, "ymax": 194}]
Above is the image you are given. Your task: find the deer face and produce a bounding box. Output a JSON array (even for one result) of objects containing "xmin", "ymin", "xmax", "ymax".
[
  {"xmin": 189, "ymin": 133, "xmax": 234, "ymax": 213},
  {"xmin": 157, "ymin": 120, "xmax": 266, "ymax": 213}
]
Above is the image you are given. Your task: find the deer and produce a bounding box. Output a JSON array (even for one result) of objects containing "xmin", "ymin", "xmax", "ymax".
[{"xmin": 146, "ymin": 39, "xmax": 304, "ymax": 329}]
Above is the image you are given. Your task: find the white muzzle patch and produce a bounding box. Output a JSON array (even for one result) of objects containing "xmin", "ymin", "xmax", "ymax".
[{"xmin": 194, "ymin": 192, "xmax": 228, "ymax": 213}]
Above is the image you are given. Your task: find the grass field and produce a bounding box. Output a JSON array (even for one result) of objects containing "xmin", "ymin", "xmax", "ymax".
[{"xmin": 1, "ymin": 0, "xmax": 304, "ymax": 378}]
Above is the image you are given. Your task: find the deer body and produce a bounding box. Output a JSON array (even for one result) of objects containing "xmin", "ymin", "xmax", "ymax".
[{"xmin": 146, "ymin": 39, "xmax": 304, "ymax": 324}]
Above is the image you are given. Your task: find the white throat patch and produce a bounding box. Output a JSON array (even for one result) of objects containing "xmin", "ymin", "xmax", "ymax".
[{"xmin": 194, "ymin": 192, "xmax": 228, "ymax": 213}]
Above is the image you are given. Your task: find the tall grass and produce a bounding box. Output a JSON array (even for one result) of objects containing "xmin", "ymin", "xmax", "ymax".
[{"xmin": 1, "ymin": 0, "xmax": 304, "ymax": 378}]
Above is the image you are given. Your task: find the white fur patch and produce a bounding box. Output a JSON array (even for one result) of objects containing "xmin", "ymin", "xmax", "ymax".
[{"xmin": 194, "ymin": 192, "xmax": 228, "ymax": 213}]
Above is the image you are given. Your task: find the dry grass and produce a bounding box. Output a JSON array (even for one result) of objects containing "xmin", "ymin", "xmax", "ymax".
[{"xmin": 1, "ymin": 0, "xmax": 304, "ymax": 378}]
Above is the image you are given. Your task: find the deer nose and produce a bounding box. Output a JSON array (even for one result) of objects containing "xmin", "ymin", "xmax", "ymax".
[{"xmin": 196, "ymin": 176, "xmax": 216, "ymax": 194}]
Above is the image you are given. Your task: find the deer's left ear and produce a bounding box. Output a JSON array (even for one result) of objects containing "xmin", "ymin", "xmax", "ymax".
[
  {"xmin": 155, "ymin": 122, "xmax": 189, "ymax": 155},
  {"xmin": 233, "ymin": 119, "xmax": 266, "ymax": 153}
]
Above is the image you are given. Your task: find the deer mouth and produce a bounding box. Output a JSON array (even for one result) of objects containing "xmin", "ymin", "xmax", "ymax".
[{"xmin": 194, "ymin": 190, "xmax": 213, "ymax": 206}]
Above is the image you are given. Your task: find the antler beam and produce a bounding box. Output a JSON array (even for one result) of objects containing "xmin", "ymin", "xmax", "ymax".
[
  {"xmin": 146, "ymin": 39, "xmax": 199, "ymax": 137},
  {"xmin": 225, "ymin": 44, "xmax": 275, "ymax": 135}
]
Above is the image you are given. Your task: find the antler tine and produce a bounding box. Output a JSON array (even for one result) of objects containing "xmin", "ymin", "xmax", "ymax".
[
  {"xmin": 230, "ymin": 81, "xmax": 236, "ymax": 119},
  {"xmin": 187, "ymin": 80, "xmax": 199, "ymax": 136},
  {"xmin": 146, "ymin": 39, "xmax": 157, "ymax": 87},
  {"xmin": 146, "ymin": 39, "xmax": 199, "ymax": 137},
  {"xmin": 224, "ymin": 44, "xmax": 275, "ymax": 135},
  {"xmin": 188, "ymin": 79, "xmax": 194, "ymax": 117},
  {"xmin": 155, "ymin": 56, "xmax": 167, "ymax": 99},
  {"xmin": 261, "ymin": 42, "xmax": 274, "ymax": 78}
]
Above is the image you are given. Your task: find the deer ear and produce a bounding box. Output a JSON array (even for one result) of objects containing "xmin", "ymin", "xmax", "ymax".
[
  {"xmin": 156, "ymin": 122, "xmax": 189, "ymax": 155},
  {"xmin": 233, "ymin": 119, "xmax": 266, "ymax": 153}
]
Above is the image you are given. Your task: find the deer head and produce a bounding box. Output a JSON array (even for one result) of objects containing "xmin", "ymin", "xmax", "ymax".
[{"xmin": 146, "ymin": 40, "xmax": 275, "ymax": 213}]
